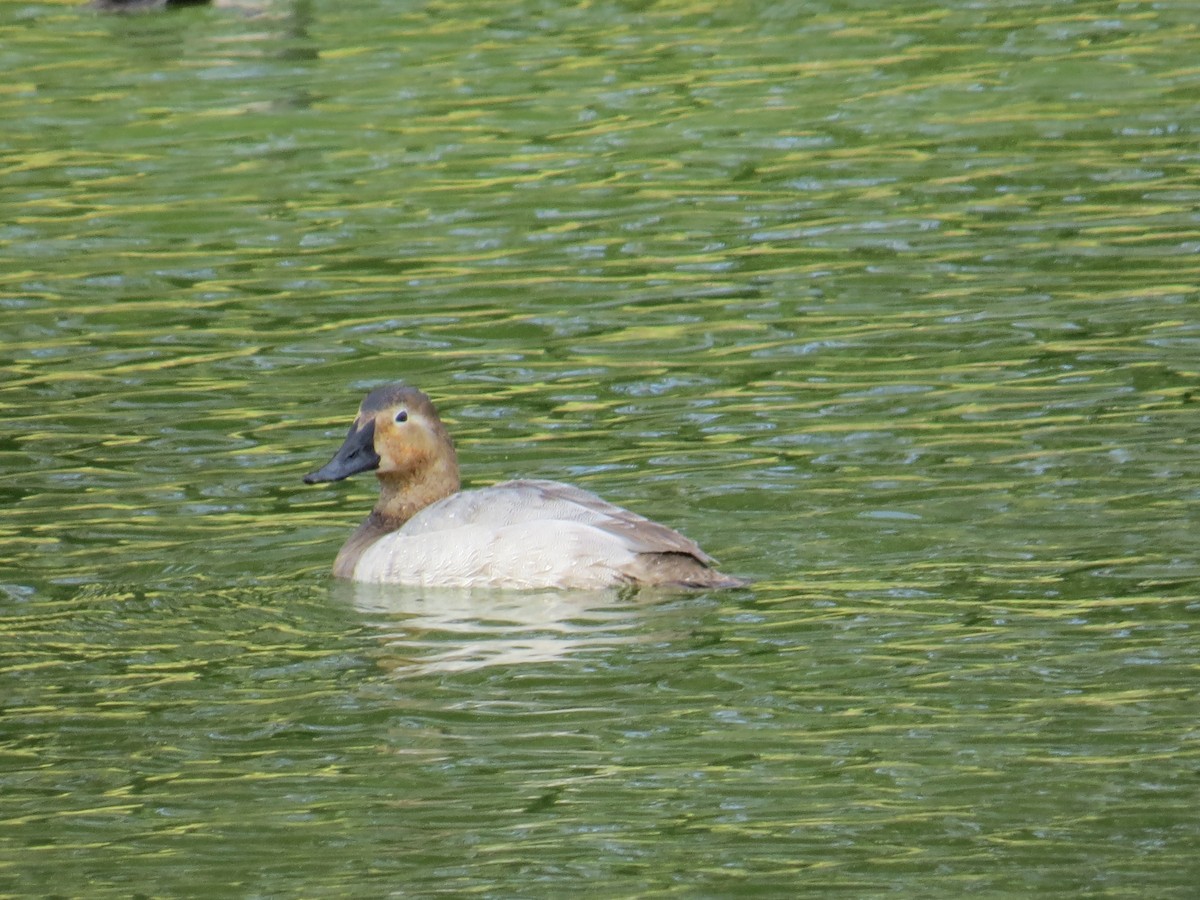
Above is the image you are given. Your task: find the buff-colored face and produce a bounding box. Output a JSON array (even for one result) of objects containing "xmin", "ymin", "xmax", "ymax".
[
  {"xmin": 363, "ymin": 400, "xmax": 443, "ymax": 478},
  {"xmin": 304, "ymin": 385, "xmax": 449, "ymax": 484}
]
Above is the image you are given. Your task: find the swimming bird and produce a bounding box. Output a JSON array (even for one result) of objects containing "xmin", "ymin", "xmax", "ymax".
[{"xmin": 303, "ymin": 384, "xmax": 744, "ymax": 589}]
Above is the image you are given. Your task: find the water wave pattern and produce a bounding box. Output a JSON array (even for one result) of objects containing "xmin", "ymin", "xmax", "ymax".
[{"xmin": 1, "ymin": 0, "xmax": 1198, "ymax": 894}]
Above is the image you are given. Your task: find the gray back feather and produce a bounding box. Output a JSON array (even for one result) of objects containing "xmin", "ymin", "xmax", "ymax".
[{"xmin": 403, "ymin": 479, "xmax": 713, "ymax": 563}]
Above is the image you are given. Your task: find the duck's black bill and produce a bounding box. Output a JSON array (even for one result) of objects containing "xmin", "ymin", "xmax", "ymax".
[{"xmin": 303, "ymin": 419, "xmax": 380, "ymax": 484}]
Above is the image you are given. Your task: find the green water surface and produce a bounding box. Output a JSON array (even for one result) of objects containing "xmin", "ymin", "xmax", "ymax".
[{"xmin": 2, "ymin": 0, "xmax": 1198, "ymax": 895}]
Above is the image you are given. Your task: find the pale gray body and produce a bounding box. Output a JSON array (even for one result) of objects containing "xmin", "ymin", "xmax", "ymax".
[{"xmin": 353, "ymin": 479, "xmax": 731, "ymax": 589}]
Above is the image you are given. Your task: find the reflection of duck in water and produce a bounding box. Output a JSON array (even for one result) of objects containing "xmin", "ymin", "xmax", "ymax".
[
  {"xmin": 304, "ymin": 385, "xmax": 744, "ymax": 590},
  {"xmin": 350, "ymin": 583, "xmax": 645, "ymax": 677},
  {"xmin": 93, "ymin": 0, "xmax": 266, "ymax": 11},
  {"xmin": 93, "ymin": 0, "xmax": 210, "ymax": 10}
]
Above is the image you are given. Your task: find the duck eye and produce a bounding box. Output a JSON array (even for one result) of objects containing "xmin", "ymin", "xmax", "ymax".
[{"xmin": 394, "ymin": 410, "xmax": 408, "ymax": 423}]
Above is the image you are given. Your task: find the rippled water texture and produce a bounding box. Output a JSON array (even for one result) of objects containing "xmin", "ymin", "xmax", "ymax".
[{"xmin": 2, "ymin": 0, "xmax": 1198, "ymax": 895}]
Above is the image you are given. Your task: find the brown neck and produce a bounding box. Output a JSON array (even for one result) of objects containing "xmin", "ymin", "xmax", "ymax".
[
  {"xmin": 332, "ymin": 453, "xmax": 461, "ymax": 578},
  {"xmin": 372, "ymin": 452, "xmax": 461, "ymax": 526}
]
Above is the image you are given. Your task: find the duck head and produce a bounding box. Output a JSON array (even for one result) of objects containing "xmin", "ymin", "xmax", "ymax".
[{"xmin": 304, "ymin": 384, "xmax": 459, "ymax": 489}]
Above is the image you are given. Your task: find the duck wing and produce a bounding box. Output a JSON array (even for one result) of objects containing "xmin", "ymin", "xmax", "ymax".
[{"xmin": 401, "ymin": 479, "xmax": 714, "ymax": 563}]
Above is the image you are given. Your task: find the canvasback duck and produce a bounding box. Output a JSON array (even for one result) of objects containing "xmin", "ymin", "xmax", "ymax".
[{"xmin": 303, "ymin": 384, "xmax": 744, "ymax": 590}]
